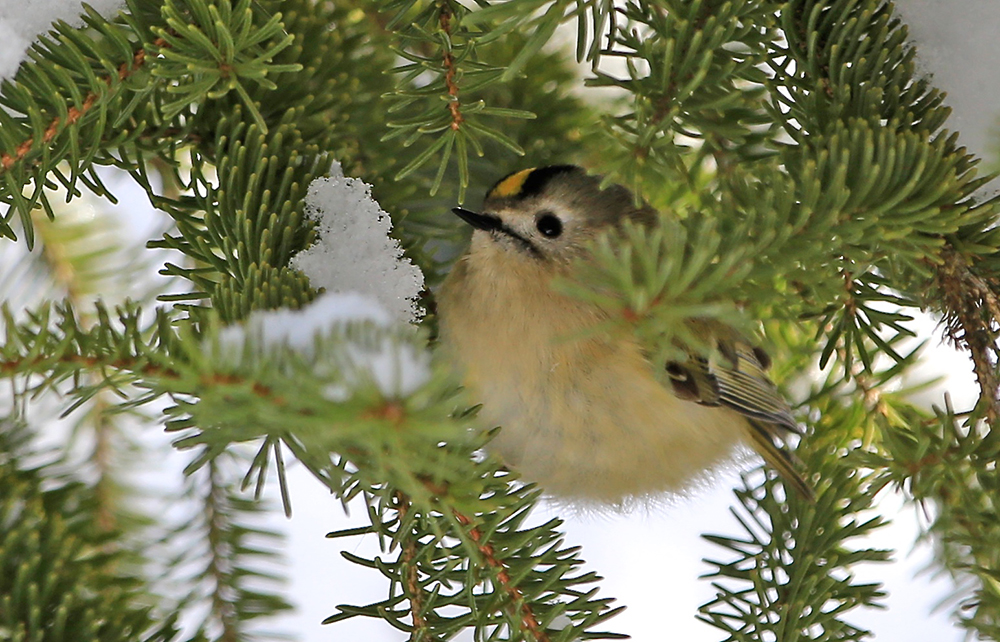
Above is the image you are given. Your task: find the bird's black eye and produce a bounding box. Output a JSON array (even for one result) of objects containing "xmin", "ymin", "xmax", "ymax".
[{"xmin": 535, "ymin": 212, "xmax": 562, "ymax": 238}]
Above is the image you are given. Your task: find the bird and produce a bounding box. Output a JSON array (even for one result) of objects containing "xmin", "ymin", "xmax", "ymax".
[{"xmin": 436, "ymin": 165, "xmax": 810, "ymax": 504}]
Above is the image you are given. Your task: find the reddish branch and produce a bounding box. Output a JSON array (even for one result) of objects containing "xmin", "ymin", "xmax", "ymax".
[
  {"xmin": 395, "ymin": 478, "xmax": 549, "ymax": 639},
  {"xmin": 5, "ymin": 353, "xmax": 549, "ymax": 640},
  {"xmin": 0, "ymin": 37, "xmax": 167, "ymax": 174},
  {"xmin": 394, "ymin": 492, "xmax": 430, "ymax": 636},
  {"xmin": 452, "ymin": 510, "xmax": 549, "ymax": 642},
  {"xmin": 937, "ymin": 249, "xmax": 1000, "ymax": 426},
  {"xmin": 0, "ymin": 352, "xmax": 285, "ymax": 402},
  {"xmin": 0, "ymin": 352, "xmax": 167, "ymax": 377},
  {"xmin": 439, "ymin": 4, "xmax": 463, "ymax": 131}
]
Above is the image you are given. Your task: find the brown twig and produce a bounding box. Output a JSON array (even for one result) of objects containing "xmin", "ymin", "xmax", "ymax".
[
  {"xmin": 205, "ymin": 460, "xmax": 240, "ymax": 642},
  {"xmin": 0, "ymin": 352, "xmax": 172, "ymax": 377},
  {"xmin": 452, "ymin": 509, "xmax": 549, "ymax": 642},
  {"xmin": 394, "ymin": 492, "xmax": 430, "ymax": 637},
  {"xmin": 439, "ymin": 3, "xmax": 463, "ymax": 131},
  {"xmin": 0, "ymin": 37, "xmax": 167, "ymax": 174},
  {"xmin": 0, "ymin": 352, "xmax": 292, "ymax": 404},
  {"xmin": 937, "ymin": 249, "xmax": 1000, "ymax": 425}
]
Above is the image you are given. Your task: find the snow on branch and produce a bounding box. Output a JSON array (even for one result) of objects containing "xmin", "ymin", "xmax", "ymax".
[
  {"xmin": 217, "ymin": 291, "xmax": 430, "ymax": 399},
  {"xmin": 0, "ymin": 0, "xmax": 125, "ymax": 78},
  {"xmin": 291, "ymin": 163, "xmax": 425, "ymax": 323}
]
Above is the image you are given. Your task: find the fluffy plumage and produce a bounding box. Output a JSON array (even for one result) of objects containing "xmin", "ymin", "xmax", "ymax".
[{"xmin": 438, "ymin": 165, "xmax": 810, "ymax": 503}]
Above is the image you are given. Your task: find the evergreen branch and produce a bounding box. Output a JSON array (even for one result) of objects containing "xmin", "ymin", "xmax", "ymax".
[
  {"xmin": 152, "ymin": 0, "xmax": 301, "ymax": 132},
  {"xmin": 18, "ymin": 197, "xmax": 170, "ymax": 536},
  {"xmin": 379, "ymin": 0, "xmax": 540, "ymax": 199},
  {"xmin": 0, "ymin": 350, "xmax": 175, "ymax": 380},
  {"xmin": 5, "ymin": 0, "xmax": 1000, "ymax": 638},
  {"xmin": 326, "ymin": 469, "xmax": 623, "ymax": 640},
  {"xmin": 0, "ymin": 26, "xmax": 168, "ymax": 249},
  {"xmin": 877, "ymin": 400, "xmax": 1000, "ymax": 638},
  {"xmin": 144, "ymin": 317, "xmax": 625, "ymax": 640},
  {"xmin": 699, "ymin": 429, "xmax": 892, "ymax": 641},
  {"xmin": 204, "ymin": 461, "xmax": 241, "ymax": 642},
  {"xmin": 587, "ymin": 3, "xmax": 1000, "ymax": 628},
  {"xmin": 168, "ymin": 455, "xmax": 293, "ymax": 641},
  {"xmin": 393, "ymin": 492, "xmax": 431, "ymax": 637},
  {"xmin": 0, "ymin": 39, "xmax": 161, "ymax": 178},
  {"xmin": 0, "ymin": 0, "xmax": 308, "ymax": 255},
  {"xmin": 90, "ymin": 396, "xmax": 119, "ymax": 532},
  {"xmin": 0, "ymin": 421, "xmax": 178, "ymax": 642},
  {"xmin": 452, "ymin": 508, "xmax": 549, "ymax": 642},
  {"xmin": 143, "ymin": 109, "xmax": 327, "ymax": 321},
  {"xmin": 0, "ymin": 301, "xmax": 184, "ymax": 411},
  {"xmin": 593, "ymin": 0, "xmax": 777, "ymax": 197},
  {"xmin": 765, "ymin": 29, "xmax": 1000, "ymax": 636},
  {"xmin": 439, "ymin": 2, "xmax": 464, "ymax": 133},
  {"xmin": 937, "ymin": 249, "xmax": 1000, "ymax": 425}
]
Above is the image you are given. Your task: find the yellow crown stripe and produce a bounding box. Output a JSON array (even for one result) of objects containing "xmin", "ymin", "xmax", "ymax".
[{"xmin": 488, "ymin": 168, "xmax": 536, "ymax": 198}]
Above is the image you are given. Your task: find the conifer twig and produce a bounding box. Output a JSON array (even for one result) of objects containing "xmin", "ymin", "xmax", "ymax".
[
  {"xmin": 0, "ymin": 37, "xmax": 167, "ymax": 175},
  {"xmin": 0, "ymin": 353, "xmax": 170, "ymax": 377},
  {"xmin": 439, "ymin": 2, "xmax": 463, "ymax": 131},
  {"xmin": 452, "ymin": 509, "xmax": 549, "ymax": 642},
  {"xmin": 205, "ymin": 461, "xmax": 239, "ymax": 642},
  {"xmin": 938, "ymin": 249, "xmax": 1000, "ymax": 424},
  {"xmin": 393, "ymin": 492, "xmax": 430, "ymax": 637}
]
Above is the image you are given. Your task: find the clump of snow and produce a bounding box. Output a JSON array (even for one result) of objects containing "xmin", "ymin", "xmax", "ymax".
[
  {"xmin": 217, "ymin": 291, "xmax": 430, "ymax": 399},
  {"xmin": 0, "ymin": 0, "xmax": 125, "ymax": 79},
  {"xmin": 223, "ymin": 291, "xmax": 393, "ymax": 351},
  {"xmin": 896, "ymin": 1, "xmax": 1000, "ymax": 173},
  {"xmin": 291, "ymin": 164, "xmax": 425, "ymax": 323}
]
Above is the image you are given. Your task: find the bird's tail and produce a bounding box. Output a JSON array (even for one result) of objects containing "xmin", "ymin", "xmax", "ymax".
[{"xmin": 745, "ymin": 420, "xmax": 815, "ymax": 501}]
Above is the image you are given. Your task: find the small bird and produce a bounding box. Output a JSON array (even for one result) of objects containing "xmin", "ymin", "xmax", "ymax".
[{"xmin": 437, "ymin": 165, "xmax": 810, "ymax": 504}]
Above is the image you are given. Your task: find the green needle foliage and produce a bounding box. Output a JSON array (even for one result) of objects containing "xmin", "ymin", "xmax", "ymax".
[
  {"xmin": 699, "ymin": 392, "xmax": 895, "ymax": 642},
  {"xmin": 0, "ymin": 422, "xmax": 178, "ymax": 642},
  {"xmin": 1, "ymin": 0, "xmax": 999, "ymax": 640}
]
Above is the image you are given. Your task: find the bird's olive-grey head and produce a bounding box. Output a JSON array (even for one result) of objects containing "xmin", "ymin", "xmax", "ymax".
[{"xmin": 452, "ymin": 165, "xmax": 656, "ymax": 263}]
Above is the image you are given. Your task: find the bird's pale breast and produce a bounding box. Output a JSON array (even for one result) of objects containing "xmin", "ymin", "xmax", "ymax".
[{"xmin": 438, "ymin": 242, "xmax": 748, "ymax": 503}]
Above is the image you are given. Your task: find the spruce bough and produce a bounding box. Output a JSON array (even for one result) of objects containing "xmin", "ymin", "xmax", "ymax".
[{"xmin": 0, "ymin": 0, "xmax": 997, "ymax": 639}]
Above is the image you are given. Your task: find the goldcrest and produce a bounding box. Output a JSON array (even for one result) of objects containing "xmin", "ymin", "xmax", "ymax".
[{"xmin": 437, "ymin": 165, "xmax": 809, "ymax": 503}]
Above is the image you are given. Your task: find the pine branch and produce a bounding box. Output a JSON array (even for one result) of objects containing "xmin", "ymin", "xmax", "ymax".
[
  {"xmin": 593, "ymin": 0, "xmax": 778, "ymax": 198},
  {"xmin": 439, "ymin": 4, "xmax": 465, "ymax": 134},
  {"xmin": 0, "ymin": 421, "xmax": 179, "ymax": 642},
  {"xmin": 377, "ymin": 0, "xmax": 552, "ymax": 198},
  {"xmin": 451, "ymin": 507, "xmax": 549, "ymax": 641},
  {"xmin": 4, "ymin": 0, "xmax": 1000, "ymax": 638},
  {"xmin": 0, "ymin": 0, "xmax": 174, "ymax": 247},
  {"xmin": 877, "ymin": 398, "xmax": 1000, "ymax": 639},
  {"xmin": 0, "ymin": 33, "xmax": 160, "ymax": 181},
  {"xmin": 154, "ymin": 455, "xmax": 293, "ymax": 641},
  {"xmin": 0, "ymin": 300, "xmax": 181, "ymax": 401},
  {"xmin": 14, "ymin": 193, "xmax": 170, "ymax": 534},
  {"xmin": 936, "ymin": 249, "xmax": 1000, "ymax": 424},
  {"xmin": 393, "ymin": 492, "xmax": 432, "ymax": 637},
  {"xmin": 204, "ymin": 461, "xmax": 241, "ymax": 642},
  {"xmin": 697, "ymin": 324, "xmax": 912, "ymax": 641},
  {"xmin": 699, "ymin": 465, "xmax": 890, "ymax": 642},
  {"xmin": 139, "ymin": 312, "xmax": 626, "ymax": 640},
  {"xmin": 325, "ymin": 471, "xmax": 624, "ymax": 641}
]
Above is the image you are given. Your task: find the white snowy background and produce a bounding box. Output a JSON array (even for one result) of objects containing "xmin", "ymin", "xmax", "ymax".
[{"xmin": 1, "ymin": 0, "xmax": 998, "ymax": 640}]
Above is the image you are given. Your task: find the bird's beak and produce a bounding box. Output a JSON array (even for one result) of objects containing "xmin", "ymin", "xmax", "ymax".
[{"xmin": 452, "ymin": 207, "xmax": 501, "ymax": 232}]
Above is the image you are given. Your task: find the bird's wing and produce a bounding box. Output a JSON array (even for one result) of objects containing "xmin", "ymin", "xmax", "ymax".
[
  {"xmin": 665, "ymin": 340, "xmax": 798, "ymax": 431},
  {"xmin": 664, "ymin": 336, "xmax": 813, "ymax": 499},
  {"xmin": 708, "ymin": 342, "xmax": 801, "ymax": 435}
]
